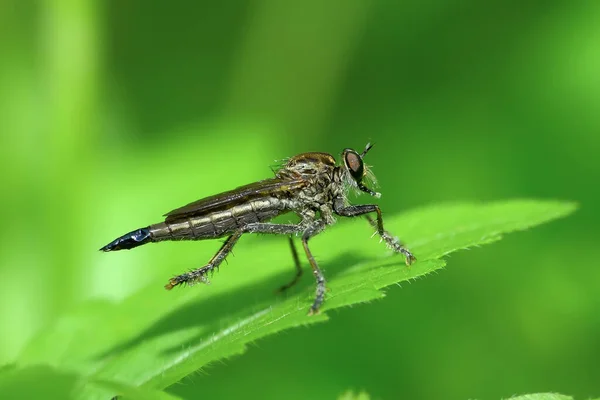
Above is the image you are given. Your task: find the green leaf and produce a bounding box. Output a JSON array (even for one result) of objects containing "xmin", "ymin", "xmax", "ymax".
[
  {"xmin": 338, "ymin": 390, "xmax": 371, "ymax": 400},
  {"xmin": 16, "ymin": 200, "xmax": 576, "ymax": 398},
  {"xmin": 0, "ymin": 365, "xmax": 181, "ymax": 400}
]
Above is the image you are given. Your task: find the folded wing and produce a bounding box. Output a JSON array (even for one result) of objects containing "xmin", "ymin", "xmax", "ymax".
[{"xmin": 163, "ymin": 177, "xmax": 306, "ymax": 222}]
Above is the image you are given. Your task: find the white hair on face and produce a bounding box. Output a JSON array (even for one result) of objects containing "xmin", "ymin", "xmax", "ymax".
[{"xmin": 342, "ymin": 161, "xmax": 380, "ymax": 198}]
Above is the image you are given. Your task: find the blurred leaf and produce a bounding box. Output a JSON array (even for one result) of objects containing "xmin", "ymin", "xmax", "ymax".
[
  {"xmin": 17, "ymin": 200, "xmax": 575, "ymax": 398},
  {"xmin": 0, "ymin": 364, "xmax": 180, "ymax": 400},
  {"xmin": 338, "ymin": 390, "xmax": 371, "ymax": 400}
]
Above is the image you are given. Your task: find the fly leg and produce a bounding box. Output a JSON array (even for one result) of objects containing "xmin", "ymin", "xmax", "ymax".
[
  {"xmin": 277, "ymin": 236, "xmax": 303, "ymax": 293},
  {"xmin": 165, "ymin": 221, "xmax": 327, "ymax": 315},
  {"xmin": 242, "ymin": 223, "xmax": 304, "ymax": 235},
  {"xmin": 165, "ymin": 223, "xmax": 302, "ymax": 290},
  {"xmin": 301, "ymin": 220, "xmax": 327, "ymax": 315},
  {"xmin": 364, "ymin": 214, "xmax": 415, "ymax": 264},
  {"xmin": 165, "ymin": 231, "xmax": 243, "ymax": 289},
  {"xmin": 333, "ymin": 198, "xmax": 416, "ymax": 265},
  {"xmin": 241, "ymin": 221, "xmax": 328, "ymax": 315},
  {"xmin": 241, "ymin": 223, "xmax": 305, "ymax": 292}
]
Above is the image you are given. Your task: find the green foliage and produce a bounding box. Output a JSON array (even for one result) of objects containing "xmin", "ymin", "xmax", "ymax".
[
  {"xmin": 3, "ymin": 200, "xmax": 574, "ymax": 399},
  {"xmin": 0, "ymin": 365, "xmax": 181, "ymax": 400},
  {"xmin": 338, "ymin": 390, "xmax": 371, "ymax": 400}
]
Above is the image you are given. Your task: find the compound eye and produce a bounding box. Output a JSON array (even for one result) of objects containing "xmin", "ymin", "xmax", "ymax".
[{"xmin": 344, "ymin": 150, "xmax": 364, "ymax": 181}]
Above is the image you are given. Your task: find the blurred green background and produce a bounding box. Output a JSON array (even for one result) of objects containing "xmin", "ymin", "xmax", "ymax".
[{"xmin": 1, "ymin": 1, "xmax": 599, "ymax": 399}]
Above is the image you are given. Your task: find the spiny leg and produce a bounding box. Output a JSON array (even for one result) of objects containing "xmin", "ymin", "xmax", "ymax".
[
  {"xmin": 165, "ymin": 231, "xmax": 243, "ymax": 289},
  {"xmin": 165, "ymin": 223, "xmax": 303, "ymax": 291},
  {"xmin": 241, "ymin": 222, "xmax": 304, "ymax": 235},
  {"xmin": 364, "ymin": 214, "xmax": 415, "ymax": 263},
  {"xmin": 333, "ymin": 199, "xmax": 416, "ymax": 265},
  {"xmin": 240, "ymin": 223, "xmax": 306, "ymax": 292},
  {"xmin": 302, "ymin": 220, "xmax": 327, "ymax": 315},
  {"xmin": 277, "ymin": 236, "xmax": 303, "ymax": 293}
]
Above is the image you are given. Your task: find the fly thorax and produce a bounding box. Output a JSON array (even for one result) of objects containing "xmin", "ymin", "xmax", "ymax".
[{"xmin": 331, "ymin": 167, "xmax": 351, "ymax": 198}]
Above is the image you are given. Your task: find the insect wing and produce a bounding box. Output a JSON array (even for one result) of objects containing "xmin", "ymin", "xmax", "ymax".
[{"xmin": 164, "ymin": 177, "xmax": 306, "ymax": 222}]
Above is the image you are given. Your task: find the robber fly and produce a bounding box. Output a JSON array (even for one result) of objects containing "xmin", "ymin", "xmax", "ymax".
[{"xmin": 100, "ymin": 144, "xmax": 415, "ymax": 314}]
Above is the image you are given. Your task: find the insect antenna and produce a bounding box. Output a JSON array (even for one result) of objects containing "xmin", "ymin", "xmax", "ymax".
[{"xmin": 361, "ymin": 142, "xmax": 374, "ymax": 158}]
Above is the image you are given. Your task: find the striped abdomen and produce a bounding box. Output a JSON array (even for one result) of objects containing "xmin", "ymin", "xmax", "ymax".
[{"xmin": 149, "ymin": 196, "xmax": 285, "ymax": 242}]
